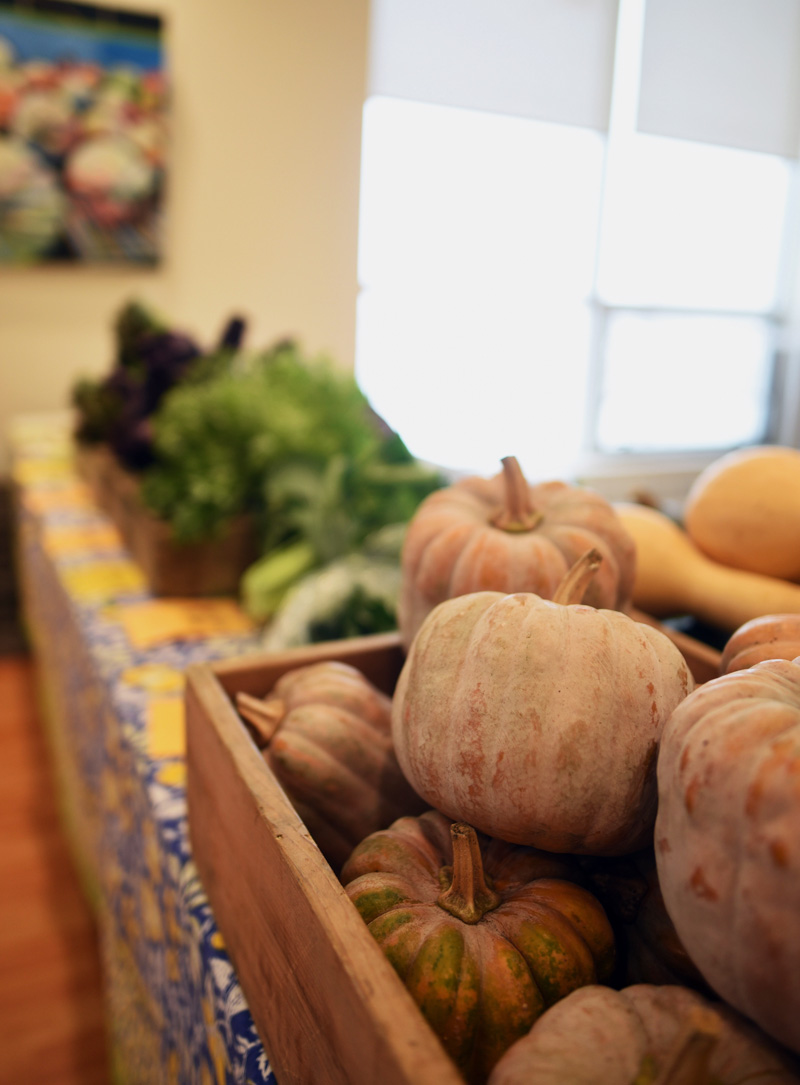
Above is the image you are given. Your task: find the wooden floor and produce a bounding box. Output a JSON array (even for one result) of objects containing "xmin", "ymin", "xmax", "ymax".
[{"xmin": 0, "ymin": 653, "xmax": 112, "ymax": 1085}]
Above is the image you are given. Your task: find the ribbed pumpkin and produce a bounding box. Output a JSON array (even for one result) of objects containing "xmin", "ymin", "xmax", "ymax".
[
  {"xmin": 236, "ymin": 661, "xmax": 426, "ymax": 872},
  {"xmin": 398, "ymin": 455, "xmax": 636, "ymax": 650},
  {"xmin": 656, "ymin": 658, "xmax": 800, "ymax": 1054},
  {"xmin": 391, "ymin": 551, "xmax": 694, "ymax": 855},
  {"xmin": 720, "ymin": 614, "xmax": 800, "ymax": 674},
  {"xmin": 488, "ymin": 983, "xmax": 800, "ymax": 1085},
  {"xmin": 341, "ymin": 811, "xmax": 615, "ymax": 1085}
]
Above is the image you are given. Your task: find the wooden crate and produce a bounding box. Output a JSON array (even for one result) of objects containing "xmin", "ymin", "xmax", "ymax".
[
  {"xmin": 185, "ymin": 624, "xmax": 722, "ymax": 1085},
  {"xmin": 185, "ymin": 632, "xmax": 464, "ymax": 1085},
  {"xmin": 74, "ymin": 443, "xmax": 258, "ymax": 597}
]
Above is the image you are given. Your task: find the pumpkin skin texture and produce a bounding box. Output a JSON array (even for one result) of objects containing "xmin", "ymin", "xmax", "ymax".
[
  {"xmin": 487, "ymin": 983, "xmax": 800, "ymax": 1085},
  {"xmin": 720, "ymin": 614, "xmax": 800, "ymax": 675},
  {"xmin": 656, "ymin": 658, "xmax": 800, "ymax": 1054},
  {"xmin": 391, "ymin": 587, "xmax": 694, "ymax": 855},
  {"xmin": 398, "ymin": 456, "xmax": 636, "ymax": 650},
  {"xmin": 341, "ymin": 811, "xmax": 615, "ymax": 1085},
  {"xmin": 236, "ymin": 661, "xmax": 426, "ymax": 873},
  {"xmin": 683, "ymin": 444, "xmax": 800, "ymax": 581}
]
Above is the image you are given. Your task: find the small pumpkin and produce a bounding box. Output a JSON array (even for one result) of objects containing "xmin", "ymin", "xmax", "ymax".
[
  {"xmin": 398, "ymin": 455, "xmax": 636, "ymax": 649},
  {"xmin": 341, "ymin": 811, "xmax": 615, "ymax": 1085},
  {"xmin": 236, "ymin": 660, "xmax": 426, "ymax": 872},
  {"xmin": 656, "ymin": 658, "xmax": 800, "ymax": 1054},
  {"xmin": 578, "ymin": 849, "xmax": 709, "ymax": 992},
  {"xmin": 720, "ymin": 613, "xmax": 800, "ymax": 674},
  {"xmin": 391, "ymin": 550, "xmax": 694, "ymax": 855},
  {"xmin": 488, "ymin": 983, "xmax": 800, "ymax": 1085},
  {"xmin": 683, "ymin": 444, "xmax": 800, "ymax": 581}
]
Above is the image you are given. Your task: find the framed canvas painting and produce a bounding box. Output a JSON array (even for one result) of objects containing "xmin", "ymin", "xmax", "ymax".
[{"xmin": 0, "ymin": 0, "xmax": 165, "ymax": 265}]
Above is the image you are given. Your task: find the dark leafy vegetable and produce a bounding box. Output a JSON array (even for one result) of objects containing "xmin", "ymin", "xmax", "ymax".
[{"xmin": 72, "ymin": 299, "xmax": 249, "ymax": 467}]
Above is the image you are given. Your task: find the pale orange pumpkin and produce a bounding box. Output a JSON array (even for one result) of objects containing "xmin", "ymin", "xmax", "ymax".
[
  {"xmin": 398, "ymin": 456, "xmax": 636, "ymax": 650},
  {"xmin": 720, "ymin": 613, "xmax": 800, "ymax": 674},
  {"xmin": 656, "ymin": 658, "xmax": 800, "ymax": 1054},
  {"xmin": 391, "ymin": 551, "xmax": 694, "ymax": 856},
  {"xmin": 236, "ymin": 660, "xmax": 426, "ymax": 872},
  {"xmin": 488, "ymin": 983, "xmax": 800, "ymax": 1084}
]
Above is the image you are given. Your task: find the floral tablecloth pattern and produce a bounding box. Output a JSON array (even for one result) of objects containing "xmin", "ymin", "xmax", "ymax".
[{"xmin": 9, "ymin": 414, "xmax": 277, "ymax": 1085}]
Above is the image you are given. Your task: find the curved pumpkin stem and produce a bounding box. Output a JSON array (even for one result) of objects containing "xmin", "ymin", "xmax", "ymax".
[
  {"xmin": 640, "ymin": 1007, "xmax": 721, "ymax": 1085},
  {"xmin": 553, "ymin": 548, "xmax": 603, "ymax": 606},
  {"xmin": 437, "ymin": 823, "xmax": 501, "ymax": 925},
  {"xmin": 490, "ymin": 456, "xmax": 544, "ymax": 533},
  {"xmin": 236, "ymin": 692, "xmax": 285, "ymax": 748}
]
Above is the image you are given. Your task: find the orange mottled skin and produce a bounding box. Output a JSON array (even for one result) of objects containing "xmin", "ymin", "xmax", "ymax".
[
  {"xmin": 341, "ymin": 811, "xmax": 615, "ymax": 1085},
  {"xmin": 656, "ymin": 658, "xmax": 800, "ymax": 1056},
  {"xmin": 398, "ymin": 458, "xmax": 637, "ymax": 651}
]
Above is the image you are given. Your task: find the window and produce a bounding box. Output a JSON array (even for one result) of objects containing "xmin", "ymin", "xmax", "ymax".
[{"xmin": 355, "ymin": 0, "xmax": 800, "ymax": 499}]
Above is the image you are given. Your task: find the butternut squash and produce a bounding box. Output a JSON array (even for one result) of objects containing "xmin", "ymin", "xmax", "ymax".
[
  {"xmin": 614, "ymin": 502, "xmax": 800, "ymax": 633},
  {"xmin": 683, "ymin": 445, "xmax": 800, "ymax": 580}
]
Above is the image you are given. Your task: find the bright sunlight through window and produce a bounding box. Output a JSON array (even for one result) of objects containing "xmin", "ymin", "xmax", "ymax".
[{"xmin": 356, "ymin": 94, "xmax": 793, "ymax": 479}]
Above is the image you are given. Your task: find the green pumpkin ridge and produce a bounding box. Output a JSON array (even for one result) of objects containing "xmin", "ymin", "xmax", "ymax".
[{"xmin": 351, "ymin": 885, "xmax": 411, "ymax": 925}]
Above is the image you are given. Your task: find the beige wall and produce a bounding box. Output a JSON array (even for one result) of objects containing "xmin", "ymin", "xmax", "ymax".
[{"xmin": 0, "ymin": 0, "xmax": 370, "ymax": 471}]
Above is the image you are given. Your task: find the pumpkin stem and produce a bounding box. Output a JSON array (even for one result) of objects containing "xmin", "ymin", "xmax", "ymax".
[
  {"xmin": 490, "ymin": 456, "xmax": 544, "ymax": 533},
  {"xmin": 552, "ymin": 548, "xmax": 603, "ymax": 606},
  {"xmin": 640, "ymin": 1007, "xmax": 721, "ymax": 1085},
  {"xmin": 437, "ymin": 823, "xmax": 501, "ymax": 924},
  {"xmin": 236, "ymin": 692, "xmax": 285, "ymax": 748}
]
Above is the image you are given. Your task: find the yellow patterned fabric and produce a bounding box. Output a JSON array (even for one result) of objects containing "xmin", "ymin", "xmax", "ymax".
[{"xmin": 10, "ymin": 414, "xmax": 275, "ymax": 1085}]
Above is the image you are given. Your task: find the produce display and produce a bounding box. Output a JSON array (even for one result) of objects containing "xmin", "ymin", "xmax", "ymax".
[
  {"xmin": 656, "ymin": 658, "xmax": 800, "ymax": 1055},
  {"xmin": 487, "ymin": 984, "xmax": 800, "ymax": 1084},
  {"xmin": 341, "ymin": 812, "xmax": 615, "ymax": 1084},
  {"xmin": 218, "ymin": 437, "xmax": 800, "ymax": 1082},
  {"xmin": 71, "ymin": 299, "xmax": 445, "ymax": 639},
  {"xmin": 77, "ymin": 302, "xmax": 800, "ymax": 1084},
  {"xmin": 397, "ymin": 455, "xmax": 636, "ymax": 650},
  {"xmin": 391, "ymin": 550, "xmax": 693, "ymax": 855},
  {"xmin": 235, "ymin": 661, "xmax": 426, "ymax": 872}
]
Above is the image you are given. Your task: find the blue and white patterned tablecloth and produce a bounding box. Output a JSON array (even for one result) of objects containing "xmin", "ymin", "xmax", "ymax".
[{"xmin": 9, "ymin": 413, "xmax": 278, "ymax": 1085}]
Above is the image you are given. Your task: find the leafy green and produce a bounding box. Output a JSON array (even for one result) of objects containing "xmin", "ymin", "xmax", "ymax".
[
  {"xmin": 135, "ymin": 341, "xmax": 444, "ymax": 623},
  {"xmin": 140, "ymin": 342, "xmax": 445, "ymax": 553}
]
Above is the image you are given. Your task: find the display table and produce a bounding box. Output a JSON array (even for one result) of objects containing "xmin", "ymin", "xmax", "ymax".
[{"xmin": 9, "ymin": 413, "xmax": 277, "ymax": 1085}]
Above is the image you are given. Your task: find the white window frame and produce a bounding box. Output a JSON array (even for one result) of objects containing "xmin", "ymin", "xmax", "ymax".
[{"xmin": 574, "ymin": 0, "xmax": 800, "ymax": 505}]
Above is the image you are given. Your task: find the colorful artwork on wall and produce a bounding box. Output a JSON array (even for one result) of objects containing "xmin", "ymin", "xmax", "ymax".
[{"xmin": 0, "ymin": 0, "xmax": 165, "ymax": 265}]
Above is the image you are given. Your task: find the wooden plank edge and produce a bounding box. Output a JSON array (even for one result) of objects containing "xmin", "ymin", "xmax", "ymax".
[{"xmin": 207, "ymin": 632, "xmax": 406, "ymax": 698}]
